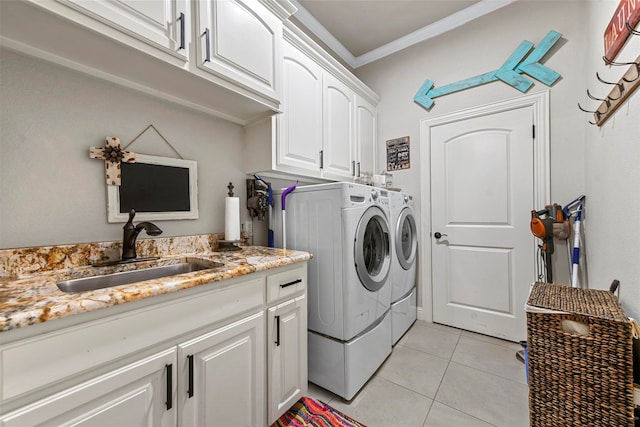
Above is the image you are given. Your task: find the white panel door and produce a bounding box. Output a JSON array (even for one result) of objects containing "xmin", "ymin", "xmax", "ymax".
[
  {"xmin": 431, "ymin": 106, "xmax": 535, "ymax": 341},
  {"xmin": 323, "ymin": 73, "xmax": 355, "ymax": 179},
  {"xmin": 178, "ymin": 312, "xmax": 265, "ymax": 427},
  {"xmin": 277, "ymin": 40, "xmax": 323, "ymax": 175}
]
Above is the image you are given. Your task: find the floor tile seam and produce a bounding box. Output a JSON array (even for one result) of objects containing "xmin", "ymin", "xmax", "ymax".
[
  {"xmin": 420, "ymin": 398, "xmax": 435, "ymax": 427},
  {"xmin": 395, "ymin": 342, "xmax": 456, "ymax": 361},
  {"xmin": 428, "ymin": 401, "xmax": 500, "ymax": 427},
  {"xmin": 460, "ymin": 333, "xmax": 523, "ymax": 350},
  {"xmin": 374, "ymin": 371, "xmax": 439, "ymax": 402},
  {"xmin": 419, "ymin": 322, "xmax": 464, "ymax": 337},
  {"xmin": 446, "ymin": 359, "xmax": 528, "ymax": 387},
  {"xmin": 430, "ymin": 332, "xmax": 462, "ymax": 404}
]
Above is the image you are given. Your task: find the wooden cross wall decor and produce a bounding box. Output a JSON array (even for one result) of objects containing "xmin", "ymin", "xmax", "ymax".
[{"xmin": 89, "ymin": 136, "xmax": 137, "ymax": 186}]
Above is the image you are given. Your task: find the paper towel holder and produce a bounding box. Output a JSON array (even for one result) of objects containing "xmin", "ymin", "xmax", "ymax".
[{"xmin": 219, "ymin": 181, "xmax": 242, "ymax": 251}]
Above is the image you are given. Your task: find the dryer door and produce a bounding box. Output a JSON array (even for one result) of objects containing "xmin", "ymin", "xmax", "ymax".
[
  {"xmin": 355, "ymin": 206, "xmax": 391, "ymax": 291},
  {"xmin": 396, "ymin": 208, "xmax": 417, "ymax": 270}
]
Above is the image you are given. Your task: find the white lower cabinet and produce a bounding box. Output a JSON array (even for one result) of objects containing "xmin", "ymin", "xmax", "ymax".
[
  {"xmin": 0, "ymin": 348, "xmax": 177, "ymax": 427},
  {"xmin": 179, "ymin": 311, "xmax": 265, "ymax": 427},
  {"xmin": 268, "ymin": 295, "xmax": 307, "ymax": 423},
  {"xmin": 0, "ymin": 263, "xmax": 308, "ymax": 427}
]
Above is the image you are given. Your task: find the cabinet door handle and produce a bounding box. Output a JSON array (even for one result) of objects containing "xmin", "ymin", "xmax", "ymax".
[
  {"xmin": 187, "ymin": 354, "xmax": 194, "ymax": 398},
  {"xmin": 204, "ymin": 28, "xmax": 211, "ymax": 63},
  {"xmin": 319, "ymin": 150, "xmax": 324, "ymax": 169},
  {"xmin": 178, "ymin": 12, "xmax": 185, "ymax": 50},
  {"xmin": 357, "ymin": 162, "xmax": 361, "ymax": 177},
  {"xmin": 275, "ymin": 315, "xmax": 281, "ymax": 347},
  {"xmin": 352, "ymin": 161, "xmax": 356, "ymax": 176},
  {"xmin": 280, "ymin": 278, "xmax": 302, "ymax": 288},
  {"xmin": 165, "ymin": 363, "xmax": 173, "ymax": 410}
]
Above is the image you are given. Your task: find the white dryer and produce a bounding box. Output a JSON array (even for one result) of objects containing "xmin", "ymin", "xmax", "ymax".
[
  {"xmin": 273, "ymin": 182, "xmax": 392, "ymax": 400},
  {"xmin": 389, "ymin": 191, "xmax": 418, "ymax": 345}
]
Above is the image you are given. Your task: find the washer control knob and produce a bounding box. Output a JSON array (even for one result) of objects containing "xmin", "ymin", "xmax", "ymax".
[
  {"xmin": 371, "ymin": 189, "xmax": 379, "ymax": 200},
  {"xmin": 403, "ymin": 195, "xmax": 409, "ymax": 203}
]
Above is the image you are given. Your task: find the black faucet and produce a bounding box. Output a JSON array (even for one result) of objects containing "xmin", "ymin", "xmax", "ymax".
[{"xmin": 121, "ymin": 209, "xmax": 163, "ymax": 260}]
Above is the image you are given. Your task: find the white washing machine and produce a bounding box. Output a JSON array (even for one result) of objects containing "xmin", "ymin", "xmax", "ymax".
[
  {"xmin": 389, "ymin": 191, "xmax": 418, "ymax": 345},
  {"xmin": 273, "ymin": 182, "xmax": 392, "ymax": 400}
]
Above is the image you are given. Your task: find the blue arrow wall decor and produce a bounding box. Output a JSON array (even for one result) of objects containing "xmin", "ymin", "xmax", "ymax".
[{"xmin": 414, "ymin": 30, "xmax": 562, "ymax": 111}]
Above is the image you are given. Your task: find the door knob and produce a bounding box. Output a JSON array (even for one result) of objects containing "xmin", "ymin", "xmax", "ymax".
[{"xmin": 434, "ymin": 232, "xmax": 448, "ymax": 239}]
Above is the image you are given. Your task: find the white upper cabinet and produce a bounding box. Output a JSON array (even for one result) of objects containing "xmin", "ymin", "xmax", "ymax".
[
  {"xmin": 323, "ymin": 73, "xmax": 355, "ymax": 180},
  {"xmin": 63, "ymin": 0, "xmax": 189, "ymax": 62},
  {"xmin": 355, "ymin": 95, "xmax": 377, "ymax": 178},
  {"xmin": 197, "ymin": 0, "xmax": 282, "ymax": 102},
  {"xmin": 245, "ymin": 24, "xmax": 379, "ymax": 182},
  {"xmin": 0, "ymin": 0, "xmax": 295, "ymax": 124},
  {"xmin": 276, "ymin": 39, "xmax": 324, "ymax": 176}
]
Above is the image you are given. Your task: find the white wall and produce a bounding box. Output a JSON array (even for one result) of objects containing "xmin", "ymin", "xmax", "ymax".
[
  {"xmin": 0, "ymin": 49, "xmax": 251, "ymax": 249},
  {"xmin": 354, "ymin": 1, "xmax": 639, "ymax": 319},
  {"xmin": 583, "ymin": 2, "xmax": 640, "ymax": 319}
]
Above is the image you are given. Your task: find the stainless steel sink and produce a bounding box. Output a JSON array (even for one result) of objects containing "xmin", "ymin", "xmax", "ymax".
[{"xmin": 57, "ymin": 260, "xmax": 223, "ymax": 293}]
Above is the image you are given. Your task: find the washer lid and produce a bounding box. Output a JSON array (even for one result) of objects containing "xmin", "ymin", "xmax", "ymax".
[
  {"xmin": 396, "ymin": 208, "xmax": 417, "ymax": 270},
  {"xmin": 355, "ymin": 206, "xmax": 391, "ymax": 292}
]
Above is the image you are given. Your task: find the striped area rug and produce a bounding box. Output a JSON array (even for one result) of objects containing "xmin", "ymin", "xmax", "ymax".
[{"xmin": 272, "ymin": 396, "xmax": 366, "ymax": 427}]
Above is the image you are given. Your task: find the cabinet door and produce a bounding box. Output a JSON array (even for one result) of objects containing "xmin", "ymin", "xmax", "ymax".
[
  {"xmin": 267, "ymin": 295, "xmax": 307, "ymax": 424},
  {"xmin": 323, "ymin": 73, "xmax": 355, "ymax": 180},
  {"xmin": 0, "ymin": 348, "xmax": 176, "ymax": 427},
  {"xmin": 197, "ymin": 0, "xmax": 281, "ymax": 101},
  {"xmin": 179, "ymin": 311, "xmax": 266, "ymax": 427},
  {"xmin": 63, "ymin": 0, "xmax": 189, "ymax": 61},
  {"xmin": 276, "ymin": 41, "xmax": 323, "ymax": 176},
  {"xmin": 355, "ymin": 95, "xmax": 377, "ymax": 178}
]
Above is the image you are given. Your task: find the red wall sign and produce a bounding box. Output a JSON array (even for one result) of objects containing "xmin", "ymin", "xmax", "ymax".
[{"xmin": 604, "ymin": 0, "xmax": 640, "ymax": 63}]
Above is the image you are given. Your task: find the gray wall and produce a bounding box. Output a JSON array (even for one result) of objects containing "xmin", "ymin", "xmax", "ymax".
[
  {"xmin": 355, "ymin": 1, "xmax": 639, "ymax": 319},
  {"xmin": 0, "ymin": 50, "xmax": 250, "ymax": 248}
]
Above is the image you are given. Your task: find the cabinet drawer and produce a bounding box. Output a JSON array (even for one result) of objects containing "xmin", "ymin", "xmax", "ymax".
[{"xmin": 266, "ymin": 265, "xmax": 306, "ymax": 304}]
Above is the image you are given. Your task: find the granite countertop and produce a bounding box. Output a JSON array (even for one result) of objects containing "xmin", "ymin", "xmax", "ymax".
[{"xmin": 0, "ymin": 246, "xmax": 311, "ymax": 333}]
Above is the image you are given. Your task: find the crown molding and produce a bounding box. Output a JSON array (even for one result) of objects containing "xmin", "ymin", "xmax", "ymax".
[{"xmin": 292, "ymin": 0, "xmax": 518, "ymax": 69}]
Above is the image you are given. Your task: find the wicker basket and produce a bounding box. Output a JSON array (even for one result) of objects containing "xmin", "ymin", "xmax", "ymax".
[{"xmin": 526, "ymin": 282, "xmax": 635, "ymax": 427}]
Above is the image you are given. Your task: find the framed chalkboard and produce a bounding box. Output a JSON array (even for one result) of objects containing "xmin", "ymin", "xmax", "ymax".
[
  {"xmin": 107, "ymin": 154, "xmax": 198, "ymax": 223},
  {"xmin": 386, "ymin": 136, "xmax": 410, "ymax": 171}
]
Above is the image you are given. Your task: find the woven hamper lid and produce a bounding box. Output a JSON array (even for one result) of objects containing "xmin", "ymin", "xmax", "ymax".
[{"xmin": 527, "ymin": 282, "xmax": 629, "ymax": 322}]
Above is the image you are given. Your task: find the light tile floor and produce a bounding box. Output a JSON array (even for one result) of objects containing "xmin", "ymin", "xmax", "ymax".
[{"xmin": 306, "ymin": 320, "xmax": 530, "ymax": 427}]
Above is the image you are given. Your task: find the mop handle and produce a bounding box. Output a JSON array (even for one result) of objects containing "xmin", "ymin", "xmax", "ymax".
[
  {"xmin": 281, "ymin": 182, "xmax": 298, "ymax": 250},
  {"xmin": 571, "ymin": 204, "xmax": 583, "ymax": 288}
]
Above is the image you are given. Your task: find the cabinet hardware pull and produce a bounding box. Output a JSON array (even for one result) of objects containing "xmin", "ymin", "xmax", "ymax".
[
  {"xmin": 357, "ymin": 162, "xmax": 361, "ymax": 177},
  {"xmin": 178, "ymin": 12, "xmax": 185, "ymax": 50},
  {"xmin": 280, "ymin": 278, "xmax": 302, "ymax": 288},
  {"xmin": 187, "ymin": 354, "xmax": 194, "ymax": 398},
  {"xmin": 204, "ymin": 28, "xmax": 211, "ymax": 63},
  {"xmin": 319, "ymin": 150, "xmax": 324, "ymax": 169},
  {"xmin": 352, "ymin": 161, "xmax": 355, "ymax": 176},
  {"xmin": 275, "ymin": 315, "xmax": 281, "ymax": 346},
  {"xmin": 165, "ymin": 363, "xmax": 173, "ymax": 410}
]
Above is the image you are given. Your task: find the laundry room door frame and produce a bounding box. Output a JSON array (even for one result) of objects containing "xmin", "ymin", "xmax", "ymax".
[{"xmin": 418, "ymin": 91, "xmax": 550, "ymax": 323}]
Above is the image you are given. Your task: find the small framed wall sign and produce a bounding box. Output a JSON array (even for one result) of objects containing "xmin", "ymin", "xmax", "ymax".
[{"xmin": 386, "ymin": 136, "xmax": 410, "ymax": 171}]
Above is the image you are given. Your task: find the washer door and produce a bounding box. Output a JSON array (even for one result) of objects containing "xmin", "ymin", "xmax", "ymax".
[
  {"xmin": 396, "ymin": 208, "xmax": 417, "ymax": 270},
  {"xmin": 355, "ymin": 206, "xmax": 391, "ymax": 291}
]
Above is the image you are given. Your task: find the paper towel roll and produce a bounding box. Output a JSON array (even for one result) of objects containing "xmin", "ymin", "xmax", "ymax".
[{"xmin": 225, "ymin": 197, "xmax": 240, "ymax": 241}]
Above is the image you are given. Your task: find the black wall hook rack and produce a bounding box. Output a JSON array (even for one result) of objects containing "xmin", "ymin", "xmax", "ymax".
[{"xmin": 589, "ymin": 54, "xmax": 640, "ymax": 126}]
